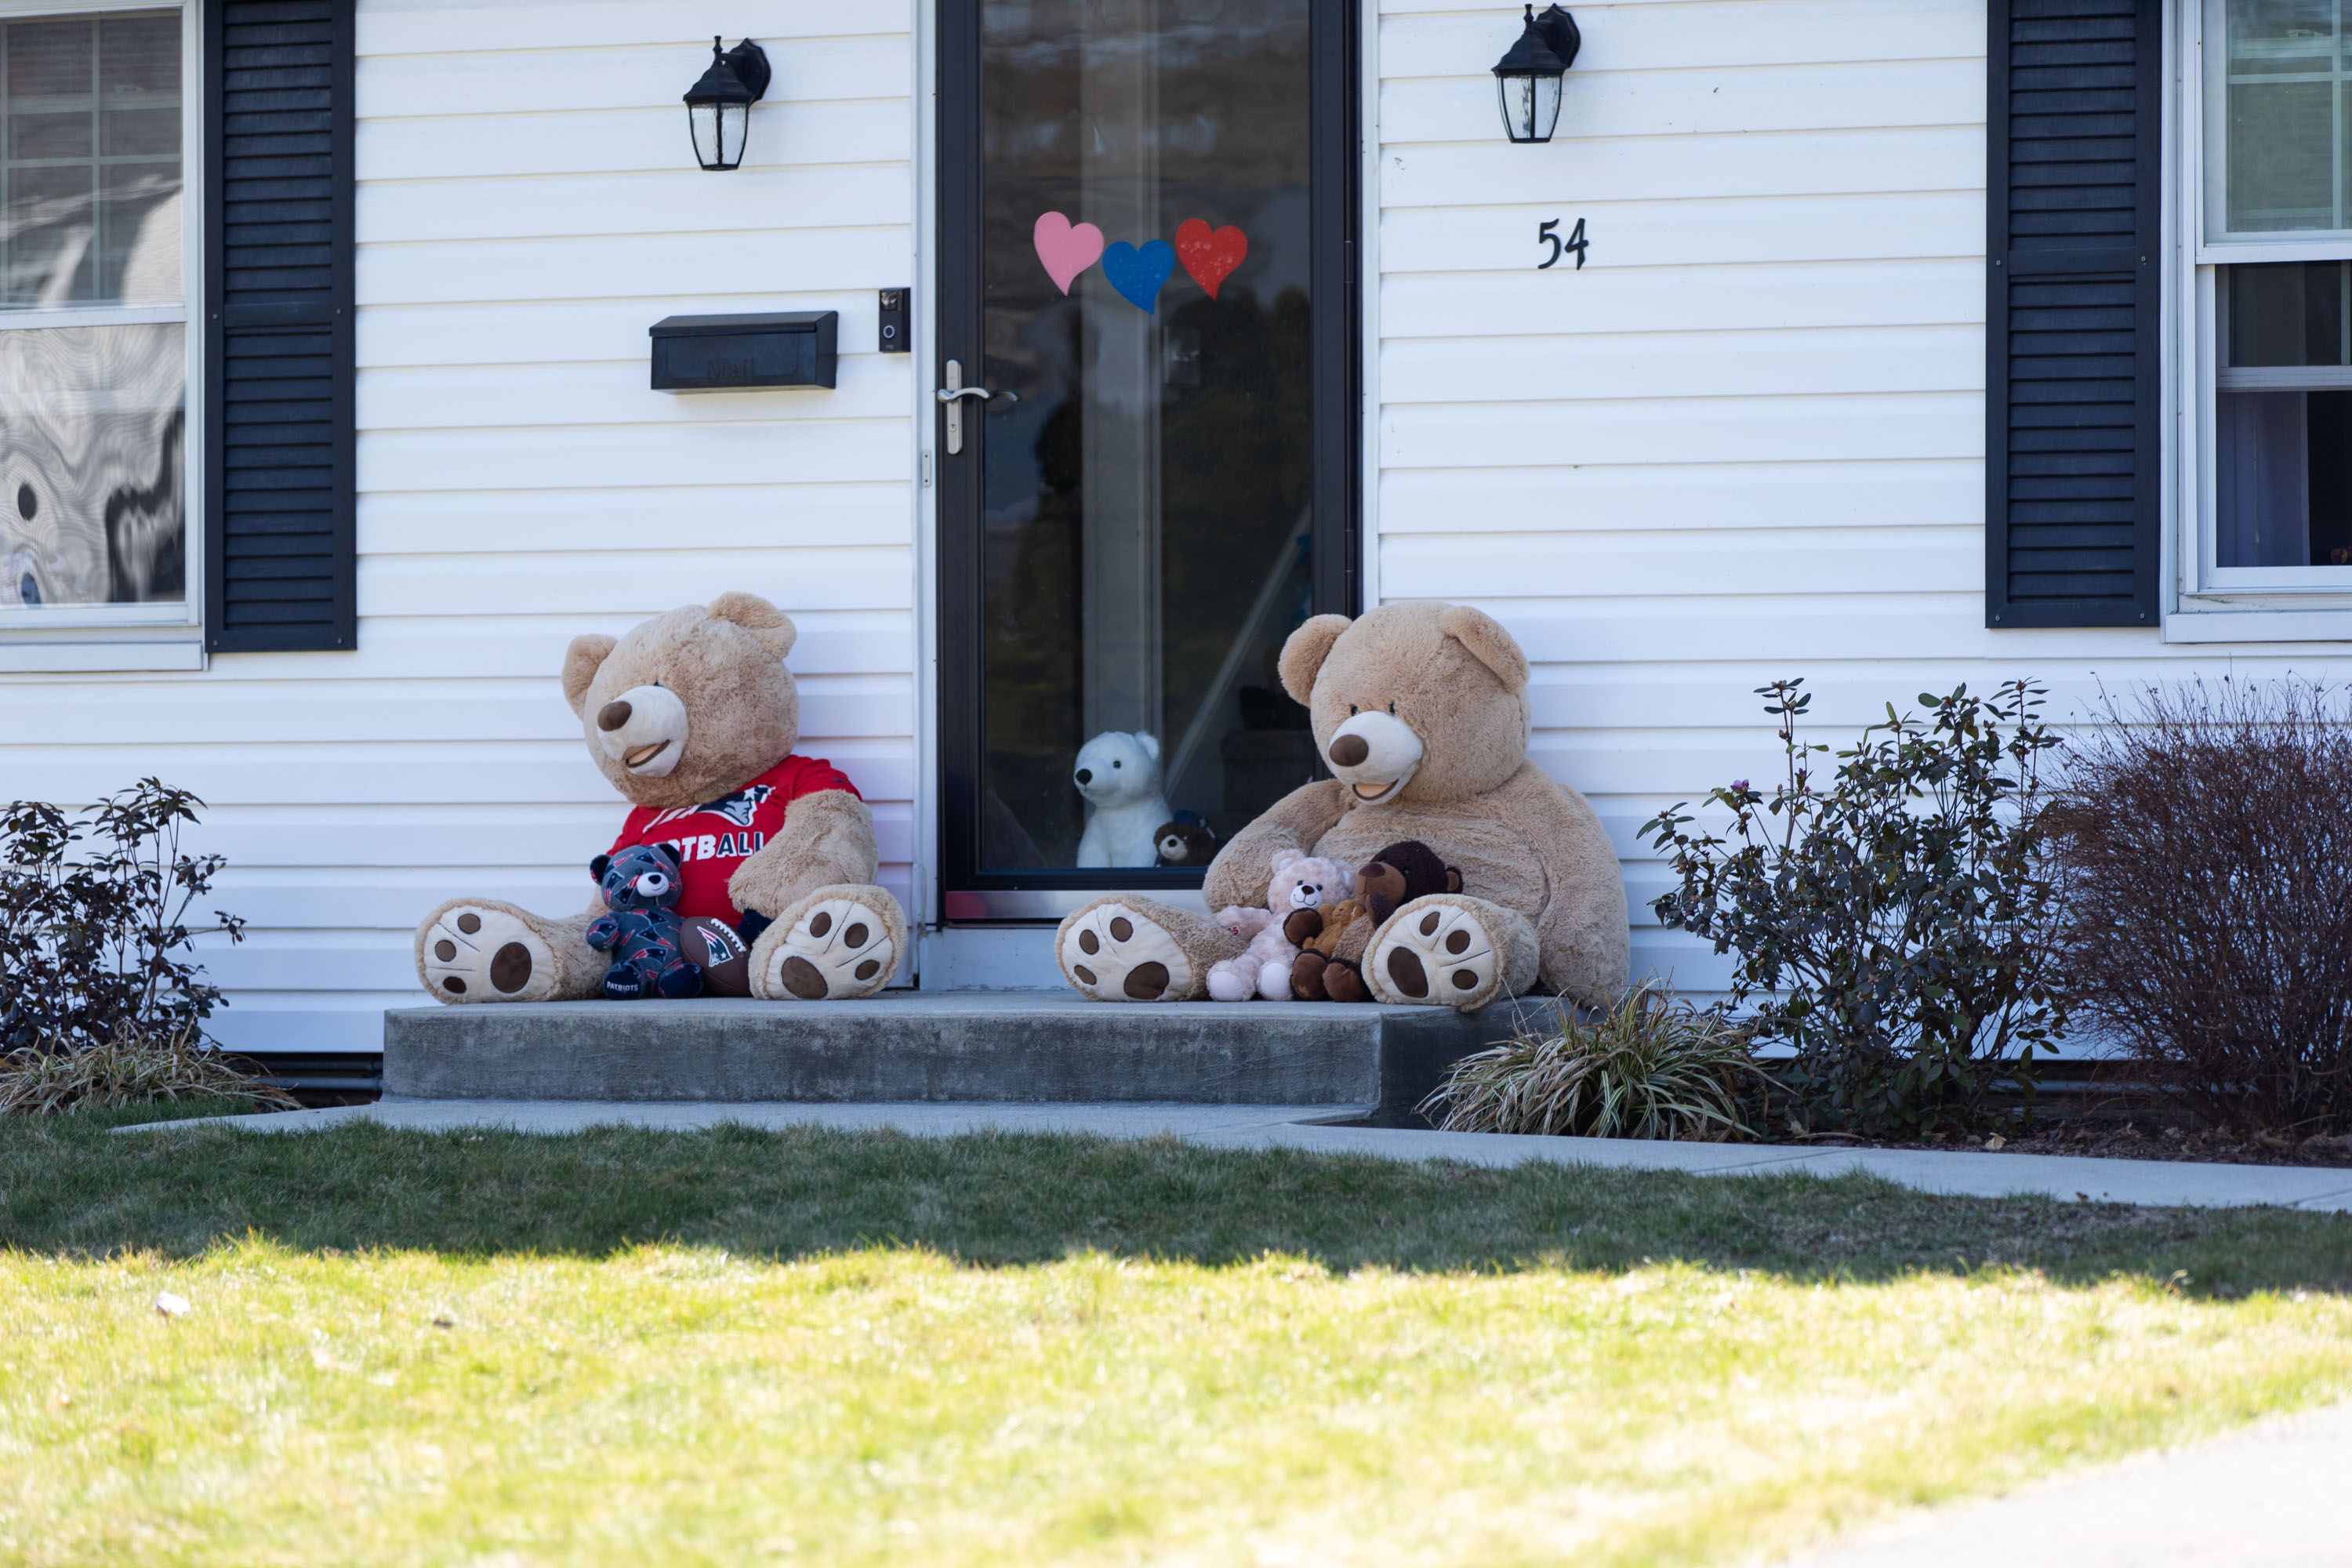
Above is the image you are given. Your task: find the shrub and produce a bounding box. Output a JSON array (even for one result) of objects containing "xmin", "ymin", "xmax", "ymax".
[
  {"xmin": 1421, "ymin": 983, "xmax": 1760, "ymax": 1140},
  {"xmin": 0, "ymin": 780, "xmax": 273, "ymax": 1112},
  {"xmin": 2052, "ymin": 678, "xmax": 2352, "ymax": 1136},
  {"xmin": 1640, "ymin": 680, "xmax": 2067, "ymax": 1138}
]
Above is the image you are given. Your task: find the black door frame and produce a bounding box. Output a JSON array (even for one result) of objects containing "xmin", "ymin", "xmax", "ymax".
[{"xmin": 933, "ymin": 0, "xmax": 1361, "ymax": 909}]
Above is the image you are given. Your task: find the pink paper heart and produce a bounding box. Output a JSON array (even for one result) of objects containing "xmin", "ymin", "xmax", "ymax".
[{"xmin": 1033, "ymin": 211, "xmax": 1105, "ymax": 296}]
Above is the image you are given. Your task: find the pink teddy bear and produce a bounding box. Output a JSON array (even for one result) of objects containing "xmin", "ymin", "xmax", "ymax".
[{"xmin": 1205, "ymin": 848, "xmax": 1355, "ymax": 1002}]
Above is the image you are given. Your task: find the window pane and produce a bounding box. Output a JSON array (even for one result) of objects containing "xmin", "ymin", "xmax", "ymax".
[
  {"xmin": 2316, "ymin": 391, "xmax": 2352, "ymax": 563},
  {"xmin": 2217, "ymin": 387, "xmax": 2352, "ymax": 568},
  {"xmin": 2228, "ymin": 81, "xmax": 2336, "ymax": 230},
  {"xmin": 2227, "ymin": 261, "xmax": 2348, "ymax": 365},
  {"xmin": 99, "ymin": 159, "xmax": 178, "ymax": 300},
  {"xmin": 2212, "ymin": 0, "xmax": 2352, "ymax": 236},
  {"xmin": 2226, "ymin": 0, "xmax": 2336, "ymax": 71},
  {"xmin": 0, "ymin": 11, "xmax": 181, "ymax": 308},
  {"xmin": 0, "ymin": 321, "xmax": 185, "ymax": 607}
]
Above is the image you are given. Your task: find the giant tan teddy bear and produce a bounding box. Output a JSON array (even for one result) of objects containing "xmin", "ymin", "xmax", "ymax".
[
  {"xmin": 1055, "ymin": 602, "xmax": 1628, "ymax": 1010},
  {"xmin": 415, "ymin": 593, "xmax": 905, "ymax": 1004}
]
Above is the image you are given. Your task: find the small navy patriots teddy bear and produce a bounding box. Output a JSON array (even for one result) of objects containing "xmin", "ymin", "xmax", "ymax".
[{"xmin": 586, "ymin": 843, "xmax": 705, "ymax": 1000}]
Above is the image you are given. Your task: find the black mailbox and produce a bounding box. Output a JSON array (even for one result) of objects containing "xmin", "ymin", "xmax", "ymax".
[{"xmin": 649, "ymin": 310, "xmax": 838, "ymax": 391}]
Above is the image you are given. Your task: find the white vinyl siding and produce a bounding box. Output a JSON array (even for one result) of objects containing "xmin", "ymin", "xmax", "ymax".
[
  {"xmin": 12, "ymin": 0, "xmax": 2352, "ymax": 1049},
  {"xmin": 0, "ymin": 0, "xmax": 919, "ymax": 1051},
  {"xmin": 1370, "ymin": 0, "xmax": 2352, "ymax": 999}
]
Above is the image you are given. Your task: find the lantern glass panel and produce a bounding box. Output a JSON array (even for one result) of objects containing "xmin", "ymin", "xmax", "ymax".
[
  {"xmin": 1494, "ymin": 72, "xmax": 1562, "ymax": 143},
  {"xmin": 688, "ymin": 99, "xmax": 750, "ymax": 170}
]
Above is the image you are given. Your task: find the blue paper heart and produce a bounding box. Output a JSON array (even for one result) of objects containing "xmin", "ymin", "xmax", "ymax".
[{"xmin": 1100, "ymin": 239, "xmax": 1175, "ymax": 314}]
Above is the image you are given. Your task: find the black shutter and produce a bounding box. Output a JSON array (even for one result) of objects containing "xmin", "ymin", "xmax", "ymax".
[
  {"xmin": 201, "ymin": 0, "xmax": 355, "ymax": 652},
  {"xmin": 1985, "ymin": 0, "xmax": 2163, "ymax": 628}
]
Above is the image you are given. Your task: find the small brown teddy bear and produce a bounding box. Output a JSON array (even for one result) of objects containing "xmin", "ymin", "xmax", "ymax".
[
  {"xmin": 1153, "ymin": 820, "xmax": 1218, "ymax": 866},
  {"xmin": 1290, "ymin": 840, "xmax": 1464, "ymax": 1002}
]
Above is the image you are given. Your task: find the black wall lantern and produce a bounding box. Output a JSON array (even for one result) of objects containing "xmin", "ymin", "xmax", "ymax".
[
  {"xmin": 684, "ymin": 37, "xmax": 771, "ymax": 171},
  {"xmin": 1492, "ymin": 5, "xmax": 1579, "ymax": 144}
]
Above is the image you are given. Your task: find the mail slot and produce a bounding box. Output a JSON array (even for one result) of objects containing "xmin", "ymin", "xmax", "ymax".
[{"xmin": 648, "ymin": 310, "xmax": 838, "ymax": 391}]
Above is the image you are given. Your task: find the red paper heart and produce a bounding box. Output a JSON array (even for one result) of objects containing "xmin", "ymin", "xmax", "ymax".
[{"xmin": 1175, "ymin": 219, "xmax": 1248, "ymax": 300}]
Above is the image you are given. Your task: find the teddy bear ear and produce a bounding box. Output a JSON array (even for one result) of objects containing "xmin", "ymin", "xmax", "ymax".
[
  {"xmin": 708, "ymin": 592, "xmax": 798, "ymax": 659},
  {"xmin": 648, "ymin": 840, "xmax": 684, "ymax": 869},
  {"xmin": 1278, "ymin": 615, "xmax": 1352, "ymax": 706},
  {"xmin": 1134, "ymin": 731, "xmax": 1160, "ymax": 760},
  {"xmin": 1438, "ymin": 604, "xmax": 1530, "ymax": 694},
  {"xmin": 1270, "ymin": 846, "xmax": 1303, "ymax": 876},
  {"xmin": 562, "ymin": 633, "xmax": 619, "ymax": 717},
  {"xmin": 589, "ymin": 854, "xmax": 611, "ymax": 881}
]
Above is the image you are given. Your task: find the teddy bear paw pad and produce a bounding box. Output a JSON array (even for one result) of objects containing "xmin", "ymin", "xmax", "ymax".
[
  {"xmin": 423, "ymin": 906, "xmax": 557, "ymax": 1004},
  {"xmin": 1372, "ymin": 904, "xmax": 1499, "ymax": 1008},
  {"xmin": 763, "ymin": 897, "xmax": 896, "ymax": 1000},
  {"xmin": 1062, "ymin": 903, "xmax": 1193, "ymax": 1001}
]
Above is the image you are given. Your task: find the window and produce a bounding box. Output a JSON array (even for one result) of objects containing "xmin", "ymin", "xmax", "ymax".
[
  {"xmin": 0, "ymin": 2, "xmax": 192, "ymax": 631},
  {"xmin": 2216, "ymin": 263, "xmax": 2352, "ymax": 567},
  {"xmin": 2187, "ymin": 0, "xmax": 2352, "ymax": 612}
]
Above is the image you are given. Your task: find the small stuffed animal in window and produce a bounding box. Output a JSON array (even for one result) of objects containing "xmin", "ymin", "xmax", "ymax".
[
  {"xmin": 1154, "ymin": 817, "xmax": 1218, "ymax": 866},
  {"xmin": 586, "ymin": 843, "xmax": 706, "ymax": 1000},
  {"xmin": 1074, "ymin": 730, "xmax": 1173, "ymax": 867}
]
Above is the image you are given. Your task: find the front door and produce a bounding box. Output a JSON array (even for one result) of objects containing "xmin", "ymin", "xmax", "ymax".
[{"xmin": 936, "ymin": 0, "xmax": 1357, "ymax": 917}]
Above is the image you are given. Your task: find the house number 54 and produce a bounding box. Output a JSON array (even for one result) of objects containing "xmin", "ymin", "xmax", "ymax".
[{"xmin": 1537, "ymin": 217, "xmax": 1589, "ymax": 270}]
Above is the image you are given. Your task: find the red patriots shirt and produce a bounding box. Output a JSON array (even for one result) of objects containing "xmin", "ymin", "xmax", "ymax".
[{"xmin": 608, "ymin": 755, "xmax": 859, "ymax": 922}]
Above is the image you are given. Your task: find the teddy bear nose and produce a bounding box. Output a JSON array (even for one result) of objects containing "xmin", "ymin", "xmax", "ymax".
[
  {"xmin": 597, "ymin": 699, "xmax": 633, "ymax": 733},
  {"xmin": 1329, "ymin": 734, "xmax": 1370, "ymax": 768},
  {"xmin": 1074, "ymin": 768, "xmax": 1093, "ymax": 785}
]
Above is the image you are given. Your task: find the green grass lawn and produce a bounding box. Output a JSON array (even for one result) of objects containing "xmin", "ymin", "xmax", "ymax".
[{"xmin": 6, "ymin": 1109, "xmax": 2352, "ymax": 1567}]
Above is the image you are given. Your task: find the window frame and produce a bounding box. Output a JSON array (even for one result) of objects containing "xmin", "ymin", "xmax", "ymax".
[
  {"xmin": 2172, "ymin": 0, "xmax": 2352, "ymax": 636},
  {"xmin": 0, "ymin": 0, "xmax": 201, "ymax": 656}
]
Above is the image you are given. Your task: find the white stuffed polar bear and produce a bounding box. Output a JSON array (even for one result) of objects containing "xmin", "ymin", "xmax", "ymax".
[{"xmin": 1074, "ymin": 730, "xmax": 1172, "ymax": 868}]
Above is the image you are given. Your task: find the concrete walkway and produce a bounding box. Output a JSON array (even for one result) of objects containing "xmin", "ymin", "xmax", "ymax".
[
  {"xmin": 145, "ymin": 1098, "xmax": 2352, "ymax": 1212},
  {"xmin": 1782, "ymin": 1399, "xmax": 2352, "ymax": 1568}
]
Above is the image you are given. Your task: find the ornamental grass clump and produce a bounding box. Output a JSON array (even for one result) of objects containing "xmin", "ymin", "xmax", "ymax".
[
  {"xmin": 0, "ymin": 1019, "xmax": 293, "ymax": 1115},
  {"xmin": 2051, "ymin": 677, "xmax": 2352, "ymax": 1137},
  {"xmin": 1641, "ymin": 680, "xmax": 2068, "ymax": 1139},
  {"xmin": 1421, "ymin": 982, "xmax": 1761, "ymax": 1139}
]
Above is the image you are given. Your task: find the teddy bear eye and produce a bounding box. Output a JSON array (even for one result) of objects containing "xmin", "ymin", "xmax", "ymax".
[
  {"xmin": 1348, "ymin": 704, "xmax": 1358, "ymax": 717},
  {"xmin": 1112, "ymin": 760, "xmax": 1121, "ymax": 768},
  {"xmin": 1388, "ymin": 702, "xmax": 1397, "ymax": 716}
]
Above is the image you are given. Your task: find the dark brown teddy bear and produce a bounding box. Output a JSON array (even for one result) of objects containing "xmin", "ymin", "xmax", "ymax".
[{"xmin": 1290, "ymin": 840, "xmax": 1463, "ymax": 1003}]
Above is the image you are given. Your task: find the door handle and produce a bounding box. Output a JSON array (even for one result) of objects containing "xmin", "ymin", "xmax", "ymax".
[{"xmin": 937, "ymin": 359, "xmax": 997, "ymax": 456}]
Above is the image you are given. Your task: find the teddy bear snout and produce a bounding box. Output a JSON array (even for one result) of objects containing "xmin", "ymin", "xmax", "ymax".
[
  {"xmin": 634, "ymin": 871, "xmax": 669, "ymax": 898},
  {"xmin": 1326, "ymin": 711, "xmax": 1425, "ymax": 803},
  {"xmin": 593, "ymin": 683, "xmax": 690, "ymax": 779}
]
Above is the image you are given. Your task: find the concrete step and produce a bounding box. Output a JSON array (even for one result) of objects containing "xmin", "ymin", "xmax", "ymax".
[{"xmin": 382, "ymin": 992, "xmax": 1530, "ymax": 1112}]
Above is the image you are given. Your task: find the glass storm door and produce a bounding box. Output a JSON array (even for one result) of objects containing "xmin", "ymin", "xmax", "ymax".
[{"xmin": 937, "ymin": 0, "xmax": 1356, "ymax": 915}]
